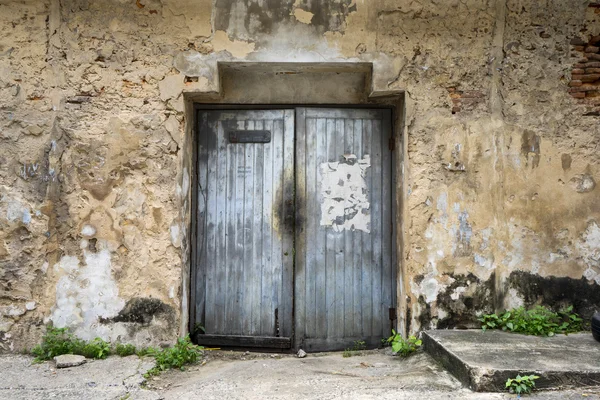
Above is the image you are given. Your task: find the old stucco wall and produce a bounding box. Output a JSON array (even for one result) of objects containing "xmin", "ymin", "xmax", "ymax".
[{"xmin": 0, "ymin": 0, "xmax": 598, "ymax": 351}]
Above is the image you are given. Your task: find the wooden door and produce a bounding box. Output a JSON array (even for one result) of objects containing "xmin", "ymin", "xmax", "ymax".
[
  {"xmin": 194, "ymin": 109, "xmax": 295, "ymax": 348},
  {"xmin": 294, "ymin": 108, "xmax": 395, "ymax": 351}
]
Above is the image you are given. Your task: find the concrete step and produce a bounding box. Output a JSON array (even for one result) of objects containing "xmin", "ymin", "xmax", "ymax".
[{"xmin": 422, "ymin": 329, "xmax": 600, "ymax": 392}]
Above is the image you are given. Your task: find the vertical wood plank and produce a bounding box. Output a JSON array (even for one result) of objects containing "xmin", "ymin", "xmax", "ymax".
[
  {"xmin": 214, "ymin": 119, "xmax": 228, "ymax": 334},
  {"xmin": 271, "ymin": 118, "xmax": 284, "ymax": 337},
  {"xmin": 352, "ymin": 118, "xmax": 363, "ymax": 338},
  {"xmin": 241, "ymin": 120, "xmax": 255, "ymax": 335},
  {"xmin": 281, "ymin": 110, "xmax": 295, "ymax": 338},
  {"xmin": 305, "ymin": 116, "xmax": 317, "ymax": 339},
  {"xmin": 261, "ymin": 119, "xmax": 274, "ymax": 335},
  {"xmin": 361, "ymin": 119, "xmax": 373, "ymax": 338},
  {"xmin": 334, "ymin": 118, "xmax": 345, "ymax": 338},
  {"xmin": 371, "ymin": 118, "xmax": 383, "ymax": 338},
  {"xmin": 315, "ymin": 117, "xmax": 328, "ymax": 339},
  {"xmin": 381, "ymin": 110, "xmax": 394, "ymax": 337},
  {"xmin": 343, "ymin": 119, "xmax": 355, "ymax": 337},
  {"xmin": 294, "ymin": 108, "xmax": 307, "ymax": 347},
  {"xmin": 250, "ymin": 120, "xmax": 264, "ymax": 336},
  {"xmin": 325, "ymin": 117, "xmax": 337, "ymax": 340},
  {"xmin": 232, "ymin": 121, "xmax": 245, "ymax": 335},
  {"xmin": 197, "ymin": 112, "xmax": 214, "ymax": 331}
]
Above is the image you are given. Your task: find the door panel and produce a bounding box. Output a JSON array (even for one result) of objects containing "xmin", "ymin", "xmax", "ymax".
[
  {"xmin": 195, "ymin": 110, "xmax": 294, "ymax": 346},
  {"xmin": 295, "ymin": 108, "xmax": 395, "ymax": 351}
]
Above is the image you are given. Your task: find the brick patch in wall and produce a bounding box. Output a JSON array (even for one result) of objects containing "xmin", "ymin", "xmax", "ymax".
[
  {"xmin": 446, "ymin": 87, "xmax": 485, "ymax": 114},
  {"xmin": 568, "ymin": 4, "xmax": 600, "ymax": 115}
]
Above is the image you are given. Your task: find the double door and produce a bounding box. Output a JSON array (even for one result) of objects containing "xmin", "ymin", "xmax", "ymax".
[{"xmin": 192, "ymin": 108, "xmax": 395, "ymax": 351}]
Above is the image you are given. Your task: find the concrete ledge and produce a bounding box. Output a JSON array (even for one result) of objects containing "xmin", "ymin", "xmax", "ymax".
[{"xmin": 423, "ymin": 330, "xmax": 600, "ymax": 392}]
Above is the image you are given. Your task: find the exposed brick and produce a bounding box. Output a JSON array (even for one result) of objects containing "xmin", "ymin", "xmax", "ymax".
[
  {"xmin": 575, "ymin": 62, "xmax": 600, "ymax": 68},
  {"xmin": 571, "ymin": 37, "xmax": 587, "ymax": 46},
  {"xmin": 580, "ymin": 74, "xmax": 600, "ymax": 82},
  {"xmin": 586, "ymin": 68, "xmax": 600, "ymax": 74},
  {"xmin": 569, "ymin": 80, "xmax": 583, "ymax": 87},
  {"xmin": 572, "ymin": 69, "xmax": 585, "ymax": 74},
  {"xmin": 590, "ymin": 35, "xmax": 600, "ymax": 45},
  {"xmin": 585, "ymin": 53, "xmax": 600, "ymax": 61},
  {"xmin": 575, "ymin": 45, "xmax": 585, "ymax": 52},
  {"xmin": 570, "ymin": 92, "xmax": 586, "ymax": 98},
  {"xmin": 585, "ymin": 46, "xmax": 600, "ymax": 53},
  {"xmin": 568, "ymin": 85, "xmax": 600, "ymax": 92},
  {"xmin": 451, "ymin": 106, "xmax": 461, "ymax": 113}
]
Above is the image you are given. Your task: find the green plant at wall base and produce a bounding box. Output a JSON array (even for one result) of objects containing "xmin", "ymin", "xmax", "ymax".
[
  {"xmin": 32, "ymin": 327, "xmax": 204, "ymax": 377},
  {"xmin": 31, "ymin": 327, "xmax": 82, "ymax": 362},
  {"xmin": 343, "ymin": 340, "xmax": 367, "ymax": 357},
  {"xmin": 79, "ymin": 337, "xmax": 111, "ymax": 359},
  {"xmin": 115, "ymin": 343, "xmax": 137, "ymax": 357},
  {"xmin": 136, "ymin": 347, "xmax": 158, "ymax": 357},
  {"xmin": 505, "ymin": 374, "xmax": 539, "ymax": 395},
  {"xmin": 479, "ymin": 305, "xmax": 582, "ymax": 336},
  {"xmin": 385, "ymin": 330, "xmax": 422, "ymax": 357},
  {"xmin": 144, "ymin": 336, "xmax": 204, "ymax": 377},
  {"xmin": 191, "ymin": 323, "xmax": 206, "ymax": 336},
  {"xmin": 31, "ymin": 327, "xmax": 111, "ymax": 361}
]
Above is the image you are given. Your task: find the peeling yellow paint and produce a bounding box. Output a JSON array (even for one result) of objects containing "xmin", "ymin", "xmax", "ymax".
[
  {"xmin": 163, "ymin": 0, "xmax": 212, "ymax": 38},
  {"xmin": 211, "ymin": 30, "xmax": 256, "ymax": 58},
  {"xmin": 323, "ymin": 1, "xmax": 375, "ymax": 57},
  {"xmin": 292, "ymin": 8, "xmax": 314, "ymax": 24}
]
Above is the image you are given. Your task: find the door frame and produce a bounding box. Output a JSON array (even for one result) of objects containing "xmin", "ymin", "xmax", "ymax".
[{"xmin": 189, "ymin": 104, "xmax": 401, "ymax": 350}]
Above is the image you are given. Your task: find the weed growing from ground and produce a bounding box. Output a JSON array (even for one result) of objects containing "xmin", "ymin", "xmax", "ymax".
[
  {"xmin": 31, "ymin": 327, "xmax": 110, "ymax": 361},
  {"xmin": 342, "ymin": 340, "xmax": 367, "ymax": 357},
  {"xmin": 79, "ymin": 337, "xmax": 111, "ymax": 359},
  {"xmin": 144, "ymin": 336, "xmax": 204, "ymax": 377},
  {"xmin": 479, "ymin": 305, "xmax": 582, "ymax": 336},
  {"xmin": 31, "ymin": 327, "xmax": 80, "ymax": 361},
  {"xmin": 32, "ymin": 326, "xmax": 204, "ymax": 377},
  {"xmin": 384, "ymin": 331, "xmax": 422, "ymax": 357},
  {"xmin": 506, "ymin": 374, "xmax": 539, "ymax": 395}
]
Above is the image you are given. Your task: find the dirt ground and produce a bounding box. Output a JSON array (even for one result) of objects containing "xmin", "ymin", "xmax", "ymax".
[{"xmin": 2, "ymin": 349, "xmax": 600, "ymax": 399}]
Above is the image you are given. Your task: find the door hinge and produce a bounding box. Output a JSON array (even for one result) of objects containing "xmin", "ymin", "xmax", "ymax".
[
  {"xmin": 389, "ymin": 307, "xmax": 397, "ymax": 321},
  {"xmin": 388, "ymin": 137, "xmax": 395, "ymax": 151}
]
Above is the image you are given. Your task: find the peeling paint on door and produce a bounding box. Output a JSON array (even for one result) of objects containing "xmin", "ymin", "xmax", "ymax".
[{"xmin": 319, "ymin": 154, "xmax": 371, "ymax": 233}]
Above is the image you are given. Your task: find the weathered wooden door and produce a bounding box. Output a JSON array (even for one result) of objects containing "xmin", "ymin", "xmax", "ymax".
[
  {"xmin": 194, "ymin": 110, "xmax": 295, "ymax": 348},
  {"xmin": 194, "ymin": 107, "xmax": 394, "ymax": 351},
  {"xmin": 294, "ymin": 108, "xmax": 395, "ymax": 351}
]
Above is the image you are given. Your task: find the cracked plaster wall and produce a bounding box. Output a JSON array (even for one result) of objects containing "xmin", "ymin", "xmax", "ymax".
[{"xmin": 0, "ymin": 0, "xmax": 599, "ymax": 351}]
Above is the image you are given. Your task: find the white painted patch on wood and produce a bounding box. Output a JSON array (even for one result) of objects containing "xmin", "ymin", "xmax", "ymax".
[{"xmin": 319, "ymin": 154, "xmax": 371, "ymax": 233}]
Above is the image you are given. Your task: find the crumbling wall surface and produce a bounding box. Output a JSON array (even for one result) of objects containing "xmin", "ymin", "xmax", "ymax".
[
  {"xmin": 397, "ymin": 0, "xmax": 600, "ymax": 331},
  {"xmin": 0, "ymin": 0, "xmax": 56, "ymax": 351},
  {"xmin": 498, "ymin": 1, "xmax": 600, "ymax": 320},
  {"xmin": 0, "ymin": 0, "xmax": 195, "ymax": 351},
  {"xmin": 0, "ymin": 0, "xmax": 599, "ymax": 352}
]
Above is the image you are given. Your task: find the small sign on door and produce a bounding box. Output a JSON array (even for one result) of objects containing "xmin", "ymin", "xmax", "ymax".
[{"xmin": 228, "ymin": 130, "xmax": 271, "ymax": 143}]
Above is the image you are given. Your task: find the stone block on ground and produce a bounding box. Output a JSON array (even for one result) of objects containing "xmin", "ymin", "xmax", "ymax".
[
  {"xmin": 423, "ymin": 330, "xmax": 600, "ymax": 392},
  {"xmin": 54, "ymin": 354, "xmax": 86, "ymax": 368}
]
